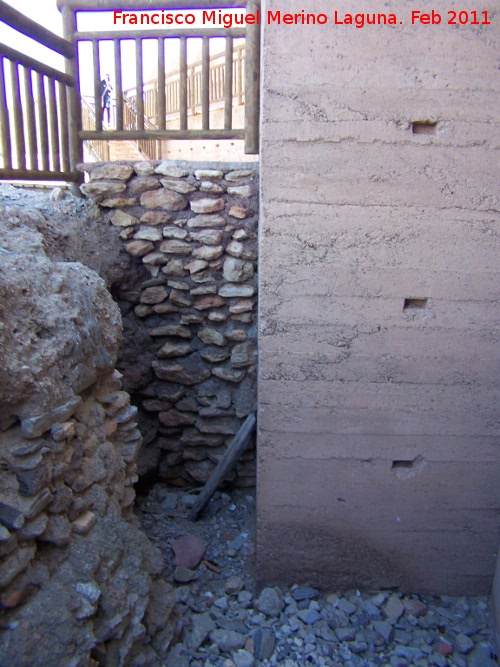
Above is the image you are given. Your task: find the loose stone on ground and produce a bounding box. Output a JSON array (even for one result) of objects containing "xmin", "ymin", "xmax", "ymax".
[{"xmin": 136, "ymin": 484, "xmax": 498, "ymax": 667}]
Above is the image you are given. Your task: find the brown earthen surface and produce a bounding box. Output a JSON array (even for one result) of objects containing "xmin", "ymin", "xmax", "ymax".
[{"xmin": 258, "ymin": 0, "xmax": 500, "ymax": 594}]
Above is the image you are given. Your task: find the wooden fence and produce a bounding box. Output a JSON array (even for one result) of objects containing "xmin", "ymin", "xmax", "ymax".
[
  {"xmin": 81, "ymin": 97, "xmax": 110, "ymax": 162},
  {"xmin": 0, "ymin": 0, "xmax": 80, "ymax": 182},
  {"xmin": 127, "ymin": 43, "xmax": 246, "ymax": 126},
  {"xmin": 64, "ymin": 0, "xmax": 260, "ymax": 155},
  {"xmin": 0, "ymin": 0, "xmax": 260, "ymax": 184}
]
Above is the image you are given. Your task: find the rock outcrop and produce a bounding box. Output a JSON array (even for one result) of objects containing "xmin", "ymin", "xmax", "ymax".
[{"xmin": 0, "ymin": 185, "xmax": 178, "ymax": 666}]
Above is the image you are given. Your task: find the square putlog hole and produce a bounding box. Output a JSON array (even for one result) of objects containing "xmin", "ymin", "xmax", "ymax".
[
  {"xmin": 403, "ymin": 297, "xmax": 429, "ymax": 311},
  {"xmin": 412, "ymin": 121, "xmax": 437, "ymax": 135}
]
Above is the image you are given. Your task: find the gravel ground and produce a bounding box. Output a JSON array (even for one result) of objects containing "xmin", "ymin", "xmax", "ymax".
[{"xmin": 136, "ymin": 483, "xmax": 498, "ymax": 667}]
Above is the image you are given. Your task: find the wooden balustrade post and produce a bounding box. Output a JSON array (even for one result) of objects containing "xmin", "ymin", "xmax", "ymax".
[
  {"xmin": 244, "ymin": 0, "xmax": 260, "ymax": 154},
  {"xmin": 114, "ymin": 39, "xmax": 123, "ymax": 131},
  {"xmin": 24, "ymin": 68, "xmax": 37, "ymax": 170},
  {"xmin": 224, "ymin": 36, "xmax": 233, "ymax": 130},
  {"xmin": 135, "ymin": 38, "xmax": 144, "ymax": 131},
  {"xmin": 61, "ymin": 2, "xmax": 83, "ymax": 194},
  {"xmin": 179, "ymin": 37, "xmax": 188, "ymax": 130},
  {"xmin": 157, "ymin": 36, "xmax": 166, "ymax": 130},
  {"xmin": 10, "ymin": 61, "xmax": 26, "ymax": 170},
  {"xmin": 0, "ymin": 57, "xmax": 12, "ymax": 169},
  {"xmin": 36, "ymin": 72, "xmax": 49, "ymax": 171},
  {"xmin": 58, "ymin": 82, "xmax": 70, "ymax": 172},
  {"xmin": 47, "ymin": 77, "xmax": 61, "ymax": 171},
  {"xmin": 201, "ymin": 36, "xmax": 210, "ymax": 130}
]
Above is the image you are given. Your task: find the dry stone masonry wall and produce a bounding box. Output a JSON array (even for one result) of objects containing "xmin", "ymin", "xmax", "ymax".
[
  {"xmin": 0, "ymin": 187, "xmax": 178, "ymax": 666},
  {"xmin": 78, "ymin": 161, "xmax": 258, "ymax": 488}
]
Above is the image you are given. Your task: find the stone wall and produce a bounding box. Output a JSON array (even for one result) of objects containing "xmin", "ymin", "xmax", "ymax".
[
  {"xmin": 258, "ymin": 0, "xmax": 500, "ymax": 594},
  {"xmin": 78, "ymin": 161, "xmax": 258, "ymax": 488},
  {"xmin": 0, "ymin": 187, "xmax": 177, "ymax": 666}
]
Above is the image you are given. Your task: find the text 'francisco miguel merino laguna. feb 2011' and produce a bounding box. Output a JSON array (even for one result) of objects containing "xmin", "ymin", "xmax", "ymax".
[{"xmin": 112, "ymin": 9, "xmax": 491, "ymax": 29}]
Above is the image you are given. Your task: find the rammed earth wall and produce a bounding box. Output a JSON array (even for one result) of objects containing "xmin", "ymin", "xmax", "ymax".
[
  {"xmin": 258, "ymin": 0, "xmax": 500, "ymax": 595},
  {"xmin": 78, "ymin": 160, "xmax": 258, "ymax": 487}
]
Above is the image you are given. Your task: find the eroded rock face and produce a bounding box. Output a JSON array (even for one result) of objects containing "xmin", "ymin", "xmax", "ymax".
[
  {"xmin": 0, "ymin": 253, "xmax": 121, "ymax": 424},
  {"xmin": 0, "ymin": 184, "xmax": 129, "ymax": 288},
  {"xmin": 0, "ymin": 186, "xmax": 178, "ymax": 666}
]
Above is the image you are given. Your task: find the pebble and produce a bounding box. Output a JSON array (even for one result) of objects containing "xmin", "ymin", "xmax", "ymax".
[
  {"xmin": 172, "ymin": 534, "xmax": 206, "ymax": 569},
  {"xmin": 214, "ymin": 596, "xmax": 229, "ymax": 611},
  {"xmin": 162, "ymin": 492, "xmax": 178, "ymax": 510},
  {"xmin": 337, "ymin": 598, "xmax": 357, "ymax": 616},
  {"xmin": 383, "ymin": 595, "xmax": 405, "ymax": 622},
  {"xmin": 232, "ymin": 649, "xmax": 254, "ymax": 667},
  {"xmin": 188, "ymin": 612, "xmax": 216, "ymax": 651},
  {"xmin": 137, "ymin": 486, "xmax": 498, "ymax": 667},
  {"xmin": 455, "ymin": 633, "xmax": 475, "ymax": 654},
  {"xmin": 372, "ymin": 619, "xmax": 394, "ymax": 643},
  {"xmin": 225, "ymin": 575, "xmax": 244, "ymax": 595},
  {"xmin": 173, "ymin": 566, "xmax": 198, "ymax": 583},
  {"xmin": 255, "ymin": 587, "xmax": 284, "ymax": 618},
  {"xmin": 292, "ymin": 586, "xmax": 319, "ymax": 602},
  {"xmin": 238, "ymin": 591, "xmax": 253, "ymax": 606},
  {"xmin": 211, "ymin": 629, "xmax": 247, "ymax": 652},
  {"xmin": 297, "ymin": 608, "xmax": 322, "ymax": 625},
  {"xmin": 254, "ymin": 628, "xmax": 276, "ymax": 660}
]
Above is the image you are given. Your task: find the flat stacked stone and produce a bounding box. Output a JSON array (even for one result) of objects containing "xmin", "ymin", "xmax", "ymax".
[
  {"xmin": 0, "ymin": 187, "xmax": 178, "ymax": 666},
  {"xmin": 77, "ymin": 161, "xmax": 258, "ymax": 487}
]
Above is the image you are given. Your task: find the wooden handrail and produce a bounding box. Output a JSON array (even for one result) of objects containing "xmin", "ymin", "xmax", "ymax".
[
  {"xmin": 0, "ymin": 0, "xmax": 75, "ymax": 58},
  {"xmin": 0, "ymin": 44, "xmax": 75, "ymax": 86},
  {"xmin": 130, "ymin": 43, "xmax": 245, "ymax": 91},
  {"xmin": 122, "ymin": 92, "xmax": 158, "ymax": 131},
  {"xmin": 0, "ymin": 44, "xmax": 76, "ymax": 179},
  {"xmin": 75, "ymin": 28, "xmax": 245, "ymax": 41},
  {"xmin": 80, "ymin": 129, "xmax": 244, "ymax": 140},
  {"xmin": 57, "ymin": 0, "xmax": 245, "ymax": 9},
  {"xmin": 0, "ymin": 167, "xmax": 81, "ymax": 182}
]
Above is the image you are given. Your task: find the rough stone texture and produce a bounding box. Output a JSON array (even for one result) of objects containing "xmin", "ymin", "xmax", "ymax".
[
  {"xmin": 77, "ymin": 161, "xmax": 258, "ymax": 486},
  {"xmin": 0, "ymin": 187, "xmax": 178, "ymax": 665},
  {"xmin": 258, "ymin": 0, "xmax": 500, "ymax": 596},
  {"xmin": 60, "ymin": 476, "xmax": 500, "ymax": 666},
  {"xmin": 0, "ymin": 197, "xmax": 122, "ymax": 426},
  {"xmin": 138, "ymin": 188, "xmax": 188, "ymax": 211},
  {"xmin": 493, "ymin": 543, "xmax": 500, "ymax": 653},
  {"xmin": 172, "ymin": 534, "xmax": 206, "ymax": 569}
]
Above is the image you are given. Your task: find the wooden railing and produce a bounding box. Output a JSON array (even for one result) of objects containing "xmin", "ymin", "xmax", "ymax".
[
  {"xmin": 127, "ymin": 43, "xmax": 246, "ymax": 125},
  {"xmin": 81, "ymin": 97, "xmax": 110, "ymax": 161},
  {"xmin": 122, "ymin": 93, "xmax": 161, "ymax": 160},
  {"xmin": 0, "ymin": 0, "xmax": 260, "ymax": 184},
  {"xmin": 120, "ymin": 43, "xmax": 246, "ymax": 160},
  {"xmin": 0, "ymin": 0, "xmax": 80, "ymax": 182},
  {"xmin": 63, "ymin": 0, "xmax": 260, "ymax": 155}
]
